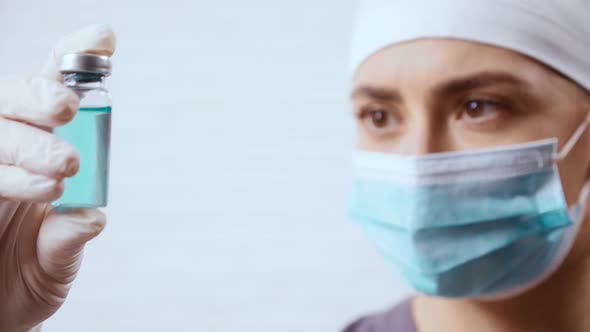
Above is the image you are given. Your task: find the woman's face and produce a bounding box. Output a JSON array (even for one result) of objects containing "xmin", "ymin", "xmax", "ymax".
[
  {"xmin": 352, "ymin": 39, "xmax": 590, "ymax": 206},
  {"xmin": 352, "ymin": 38, "xmax": 590, "ymax": 265}
]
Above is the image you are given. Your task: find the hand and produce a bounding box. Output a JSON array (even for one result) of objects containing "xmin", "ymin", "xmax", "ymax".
[{"xmin": 0, "ymin": 24, "xmax": 116, "ymax": 332}]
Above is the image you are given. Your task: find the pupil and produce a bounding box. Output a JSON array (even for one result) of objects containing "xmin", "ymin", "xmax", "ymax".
[
  {"xmin": 372, "ymin": 111, "xmax": 387, "ymax": 127},
  {"xmin": 466, "ymin": 101, "xmax": 484, "ymax": 117}
]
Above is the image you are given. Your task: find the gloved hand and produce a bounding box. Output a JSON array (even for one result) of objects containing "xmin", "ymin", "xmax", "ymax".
[{"xmin": 0, "ymin": 24, "xmax": 116, "ymax": 332}]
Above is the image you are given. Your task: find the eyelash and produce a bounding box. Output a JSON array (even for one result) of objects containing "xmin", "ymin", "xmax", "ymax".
[{"xmin": 356, "ymin": 105, "xmax": 390, "ymax": 119}]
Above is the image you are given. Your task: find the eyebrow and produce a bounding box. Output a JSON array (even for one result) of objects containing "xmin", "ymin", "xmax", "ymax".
[
  {"xmin": 351, "ymin": 71, "xmax": 530, "ymax": 101},
  {"xmin": 351, "ymin": 85, "xmax": 402, "ymax": 102},
  {"xmin": 434, "ymin": 71, "xmax": 531, "ymax": 96}
]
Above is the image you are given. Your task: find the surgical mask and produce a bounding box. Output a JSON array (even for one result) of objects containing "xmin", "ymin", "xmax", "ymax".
[{"xmin": 348, "ymin": 114, "xmax": 590, "ymax": 299}]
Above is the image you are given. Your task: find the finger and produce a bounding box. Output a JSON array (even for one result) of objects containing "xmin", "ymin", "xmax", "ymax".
[
  {"xmin": 41, "ymin": 24, "xmax": 116, "ymax": 81},
  {"xmin": 37, "ymin": 209, "xmax": 106, "ymax": 282},
  {"xmin": 0, "ymin": 76, "xmax": 79, "ymax": 128},
  {"xmin": 0, "ymin": 165, "xmax": 64, "ymax": 202},
  {"xmin": 0, "ymin": 118, "xmax": 79, "ymax": 178}
]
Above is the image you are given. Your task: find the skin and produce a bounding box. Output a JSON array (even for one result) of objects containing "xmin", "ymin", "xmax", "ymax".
[{"xmin": 351, "ymin": 39, "xmax": 590, "ymax": 332}]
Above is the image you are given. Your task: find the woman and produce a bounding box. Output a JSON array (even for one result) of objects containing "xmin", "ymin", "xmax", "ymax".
[
  {"xmin": 1, "ymin": 2, "xmax": 589, "ymax": 332},
  {"xmin": 345, "ymin": 0, "xmax": 590, "ymax": 331}
]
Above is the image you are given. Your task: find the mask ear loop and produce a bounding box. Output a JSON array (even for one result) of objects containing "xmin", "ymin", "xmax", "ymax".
[
  {"xmin": 554, "ymin": 111, "xmax": 590, "ymax": 215},
  {"xmin": 554, "ymin": 112, "xmax": 590, "ymax": 161},
  {"xmin": 577, "ymin": 180, "xmax": 590, "ymax": 208},
  {"xmin": 554, "ymin": 109, "xmax": 590, "ymax": 208}
]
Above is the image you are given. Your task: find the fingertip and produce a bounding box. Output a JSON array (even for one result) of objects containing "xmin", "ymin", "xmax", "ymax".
[
  {"xmin": 38, "ymin": 207, "xmax": 106, "ymax": 283},
  {"xmin": 43, "ymin": 78, "xmax": 79, "ymax": 126},
  {"xmin": 40, "ymin": 177, "xmax": 65, "ymax": 202},
  {"xmin": 21, "ymin": 77, "xmax": 79, "ymax": 127},
  {"xmin": 86, "ymin": 209, "xmax": 107, "ymax": 237},
  {"xmin": 88, "ymin": 24, "xmax": 116, "ymax": 56},
  {"xmin": 59, "ymin": 153, "xmax": 80, "ymax": 179},
  {"xmin": 51, "ymin": 178, "xmax": 66, "ymax": 200},
  {"xmin": 55, "ymin": 24, "xmax": 117, "ymax": 58},
  {"xmin": 25, "ymin": 174, "xmax": 64, "ymax": 202},
  {"xmin": 53, "ymin": 141, "xmax": 80, "ymax": 178},
  {"xmin": 48, "ymin": 208, "xmax": 107, "ymax": 240},
  {"xmin": 53, "ymin": 88, "xmax": 80, "ymax": 125},
  {"xmin": 65, "ymin": 152, "xmax": 80, "ymax": 178},
  {"xmin": 41, "ymin": 24, "xmax": 116, "ymax": 80}
]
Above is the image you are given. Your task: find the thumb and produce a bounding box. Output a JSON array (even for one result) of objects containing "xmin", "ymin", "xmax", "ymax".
[
  {"xmin": 37, "ymin": 209, "xmax": 106, "ymax": 282},
  {"xmin": 40, "ymin": 24, "xmax": 116, "ymax": 81}
]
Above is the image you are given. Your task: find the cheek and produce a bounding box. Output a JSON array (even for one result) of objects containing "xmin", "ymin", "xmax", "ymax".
[
  {"xmin": 355, "ymin": 126, "xmax": 396, "ymax": 152},
  {"xmin": 356, "ymin": 127, "xmax": 387, "ymax": 152}
]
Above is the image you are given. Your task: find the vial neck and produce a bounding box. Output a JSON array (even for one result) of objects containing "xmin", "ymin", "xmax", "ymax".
[{"xmin": 64, "ymin": 73, "xmax": 106, "ymax": 89}]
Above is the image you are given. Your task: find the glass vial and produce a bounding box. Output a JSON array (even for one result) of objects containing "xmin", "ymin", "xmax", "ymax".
[{"xmin": 52, "ymin": 53, "xmax": 112, "ymax": 209}]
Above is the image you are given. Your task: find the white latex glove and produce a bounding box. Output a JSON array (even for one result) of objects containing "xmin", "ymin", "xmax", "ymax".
[{"xmin": 0, "ymin": 24, "xmax": 116, "ymax": 332}]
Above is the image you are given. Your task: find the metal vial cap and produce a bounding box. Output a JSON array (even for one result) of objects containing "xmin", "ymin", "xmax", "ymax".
[{"xmin": 59, "ymin": 53, "xmax": 112, "ymax": 76}]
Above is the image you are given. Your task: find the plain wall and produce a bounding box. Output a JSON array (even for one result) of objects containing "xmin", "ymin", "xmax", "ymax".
[{"xmin": 0, "ymin": 1, "xmax": 410, "ymax": 331}]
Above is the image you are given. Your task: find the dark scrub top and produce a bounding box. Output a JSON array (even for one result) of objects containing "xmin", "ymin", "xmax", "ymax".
[{"xmin": 343, "ymin": 298, "xmax": 416, "ymax": 332}]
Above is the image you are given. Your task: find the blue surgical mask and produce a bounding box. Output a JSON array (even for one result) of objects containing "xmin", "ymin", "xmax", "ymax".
[{"xmin": 348, "ymin": 114, "xmax": 590, "ymax": 299}]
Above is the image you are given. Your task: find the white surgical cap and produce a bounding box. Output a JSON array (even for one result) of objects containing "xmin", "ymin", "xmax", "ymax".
[{"xmin": 349, "ymin": 0, "xmax": 590, "ymax": 92}]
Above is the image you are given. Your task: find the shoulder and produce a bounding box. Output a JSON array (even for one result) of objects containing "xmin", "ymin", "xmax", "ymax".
[{"xmin": 342, "ymin": 298, "xmax": 416, "ymax": 332}]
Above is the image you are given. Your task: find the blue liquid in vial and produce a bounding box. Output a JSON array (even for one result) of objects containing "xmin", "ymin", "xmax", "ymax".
[{"xmin": 53, "ymin": 106, "xmax": 111, "ymax": 210}]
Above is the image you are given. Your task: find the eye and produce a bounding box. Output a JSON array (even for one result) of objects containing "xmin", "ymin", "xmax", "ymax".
[
  {"xmin": 356, "ymin": 106, "xmax": 401, "ymax": 137},
  {"xmin": 460, "ymin": 99, "xmax": 503, "ymax": 123}
]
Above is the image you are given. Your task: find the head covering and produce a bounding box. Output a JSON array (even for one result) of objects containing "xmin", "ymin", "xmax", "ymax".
[{"xmin": 349, "ymin": 0, "xmax": 590, "ymax": 92}]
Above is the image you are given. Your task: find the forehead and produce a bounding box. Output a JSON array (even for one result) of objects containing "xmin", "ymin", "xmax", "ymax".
[{"xmin": 352, "ymin": 39, "xmax": 550, "ymax": 88}]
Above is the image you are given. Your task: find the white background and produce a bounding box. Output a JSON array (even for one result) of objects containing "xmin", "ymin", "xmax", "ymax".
[{"xmin": 0, "ymin": 1, "xmax": 409, "ymax": 331}]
